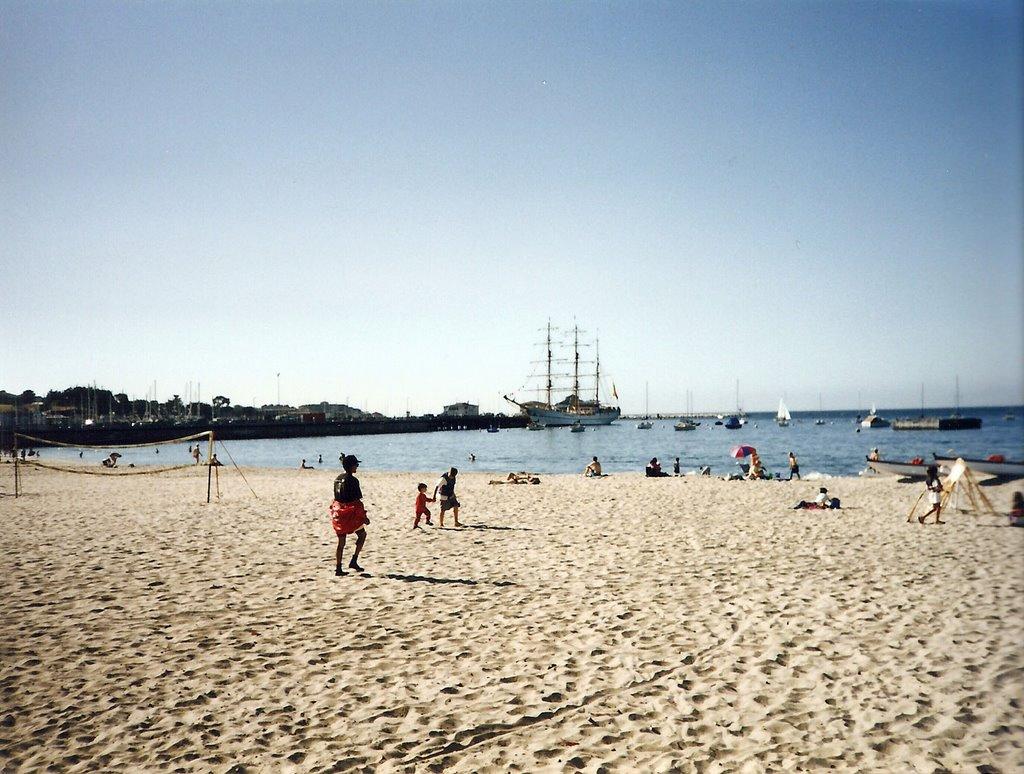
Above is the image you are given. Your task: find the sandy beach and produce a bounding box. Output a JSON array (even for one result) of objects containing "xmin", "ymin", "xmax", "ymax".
[{"xmin": 1, "ymin": 464, "xmax": 1022, "ymax": 772}]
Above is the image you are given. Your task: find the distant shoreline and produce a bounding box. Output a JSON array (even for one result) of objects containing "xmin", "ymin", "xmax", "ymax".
[{"xmin": 4, "ymin": 415, "xmax": 529, "ymax": 448}]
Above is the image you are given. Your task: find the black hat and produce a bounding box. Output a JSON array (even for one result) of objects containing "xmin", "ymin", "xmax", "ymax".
[
  {"xmin": 343, "ymin": 454, "xmax": 361, "ymax": 467},
  {"xmin": 819, "ymin": 487, "xmax": 828, "ymax": 493}
]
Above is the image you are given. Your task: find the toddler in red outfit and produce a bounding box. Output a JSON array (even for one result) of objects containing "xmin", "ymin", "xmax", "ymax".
[{"xmin": 414, "ymin": 483, "xmax": 435, "ymax": 528}]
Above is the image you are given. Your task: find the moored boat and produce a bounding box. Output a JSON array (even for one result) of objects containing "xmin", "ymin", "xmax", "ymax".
[
  {"xmin": 674, "ymin": 418, "xmax": 698, "ymax": 431},
  {"xmin": 932, "ymin": 454, "xmax": 1024, "ymax": 478},
  {"xmin": 865, "ymin": 456, "xmax": 933, "ymax": 478},
  {"xmin": 861, "ymin": 413, "xmax": 890, "ymax": 429},
  {"xmin": 724, "ymin": 416, "xmax": 741, "ymax": 430},
  {"xmin": 776, "ymin": 399, "xmax": 791, "ymax": 427},
  {"xmin": 505, "ymin": 321, "xmax": 620, "ymax": 427}
]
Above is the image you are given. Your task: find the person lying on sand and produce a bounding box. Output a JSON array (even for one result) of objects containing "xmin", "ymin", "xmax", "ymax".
[{"xmin": 489, "ymin": 472, "xmax": 540, "ymax": 485}]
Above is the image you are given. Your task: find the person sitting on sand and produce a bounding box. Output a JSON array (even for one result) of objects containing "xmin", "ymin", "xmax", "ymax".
[
  {"xmin": 793, "ymin": 487, "xmax": 839, "ymax": 510},
  {"xmin": 746, "ymin": 452, "xmax": 765, "ymax": 480},
  {"xmin": 584, "ymin": 456, "xmax": 602, "ymax": 477},
  {"xmin": 646, "ymin": 458, "xmax": 669, "ymax": 477},
  {"xmin": 1010, "ymin": 491, "xmax": 1024, "ymax": 527},
  {"xmin": 101, "ymin": 452, "xmax": 121, "ymax": 468},
  {"xmin": 434, "ymin": 467, "xmax": 462, "ymax": 527},
  {"xmin": 330, "ymin": 455, "xmax": 369, "ymax": 575},
  {"xmin": 300, "ymin": 459, "xmax": 314, "ymax": 469},
  {"xmin": 912, "ymin": 465, "xmax": 945, "ymax": 525},
  {"xmin": 414, "ymin": 483, "xmax": 435, "ymax": 528}
]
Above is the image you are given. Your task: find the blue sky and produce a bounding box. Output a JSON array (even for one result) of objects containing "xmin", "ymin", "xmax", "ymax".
[{"xmin": 2, "ymin": 1, "xmax": 1021, "ymax": 414}]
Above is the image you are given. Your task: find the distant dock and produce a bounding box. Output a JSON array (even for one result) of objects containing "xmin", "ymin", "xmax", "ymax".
[{"xmin": 892, "ymin": 416, "xmax": 982, "ymax": 431}]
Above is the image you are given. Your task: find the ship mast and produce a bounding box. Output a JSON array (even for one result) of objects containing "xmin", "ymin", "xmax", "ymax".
[
  {"xmin": 546, "ymin": 320, "xmax": 553, "ymax": 409},
  {"xmin": 594, "ymin": 335, "xmax": 600, "ymax": 407},
  {"xmin": 573, "ymin": 324, "xmax": 580, "ymax": 411}
]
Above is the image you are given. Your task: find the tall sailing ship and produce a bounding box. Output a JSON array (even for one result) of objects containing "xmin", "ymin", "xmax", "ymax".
[{"xmin": 504, "ymin": 322, "xmax": 621, "ymax": 427}]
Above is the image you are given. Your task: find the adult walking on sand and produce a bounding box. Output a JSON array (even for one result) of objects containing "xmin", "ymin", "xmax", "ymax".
[
  {"xmin": 434, "ymin": 467, "xmax": 463, "ymax": 527},
  {"xmin": 330, "ymin": 455, "xmax": 369, "ymax": 575},
  {"xmin": 913, "ymin": 465, "xmax": 945, "ymax": 525},
  {"xmin": 788, "ymin": 452, "xmax": 801, "ymax": 480}
]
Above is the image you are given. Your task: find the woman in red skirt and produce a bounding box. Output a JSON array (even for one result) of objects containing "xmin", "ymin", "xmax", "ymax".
[{"xmin": 331, "ymin": 454, "xmax": 369, "ymax": 575}]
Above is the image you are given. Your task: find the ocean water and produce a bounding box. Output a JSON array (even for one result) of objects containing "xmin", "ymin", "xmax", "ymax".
[{"xmin": 32, "ymin": 405, "xmax": 1024, "ymax": 477}]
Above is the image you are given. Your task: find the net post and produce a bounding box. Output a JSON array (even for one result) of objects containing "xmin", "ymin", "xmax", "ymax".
[
  {"xmin": 13, "ymin": 433, "xmax": 19, "ymax": 498},
  {"xmin": 206, "ymin": 431, "xmax": 214, "ymax": 504}
]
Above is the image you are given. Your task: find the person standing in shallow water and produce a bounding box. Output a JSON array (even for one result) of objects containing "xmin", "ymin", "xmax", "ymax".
[{"xmin": 330, "ymin": 455, "xmax": 369, "ymax": 575}]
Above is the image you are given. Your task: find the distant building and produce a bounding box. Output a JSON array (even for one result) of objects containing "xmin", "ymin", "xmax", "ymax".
[
  {"xmin": 298, "ymin": 402, "xmax": 365, "ymax": 420},
  {"xmin": 443, "ymin": 402, "xmax": 479, "ymax": 417}
]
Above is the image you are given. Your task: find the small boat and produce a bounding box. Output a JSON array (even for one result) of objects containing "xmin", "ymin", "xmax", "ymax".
[
  {"xmin": 1005, "ymin": 413, "xmax": 1016, "ymax": 421},
  {"xmin": 724, "ymin": 416, "xmax": 741, "ymax": 430},
  {"xmin": 527, "ymin": 422, "xmax": 546, "ymax": 430},
  {"xmin": 776, "ymin": 399, "xmax": 791, "ymax": 427},
  {"xmin": 813, "ymin": 395, "xmax": 825, "ymax": 425},
  {"xmin": 866, "ymin": 456, "xmax": 933, "ymax": 478},
  {"xmin": 486, "ymin": 427, "xmax": 500, "ymax": 433},
  {"xmin": 674, "ymin": 418, "xmax": 698, "ymax": 431},
  {"xmin": 637, "ymin": 382, "xmax": 653, "ymax": 429},
  {"xmin": 570, "ymin": 421, "xmax": 585, "ymax": 433},
  {"xmin": 932, "ymin": 454, "xmax": 1024, "ymax": 478},
  {"xmin": 860, "ymin": 405, "xmax": 890, "ymax": 428}
]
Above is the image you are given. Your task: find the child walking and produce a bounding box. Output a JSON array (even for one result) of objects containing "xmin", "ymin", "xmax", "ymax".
[
  {"xmin": 414, "ymin": 483, "xmax": 435, "ymax": 528},
  {"xmin": 330, "ymin": 455, "xmax": 369, "ymax": 575}
]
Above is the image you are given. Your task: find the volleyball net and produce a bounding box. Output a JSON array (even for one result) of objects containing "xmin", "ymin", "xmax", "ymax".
[{"xmin": 9, "ymin": 430, "xmax": 256, "ymax": 501}]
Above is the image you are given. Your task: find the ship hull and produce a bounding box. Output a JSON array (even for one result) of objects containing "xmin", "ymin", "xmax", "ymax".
[{"xmin": 525, "ymin": 407, "xmax": 621, "ymax": 427}]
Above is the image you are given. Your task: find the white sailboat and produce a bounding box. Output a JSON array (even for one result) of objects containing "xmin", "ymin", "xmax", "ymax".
[
  {"xmin": 776, "ymin": 399, "xmax": 791, "ymax": 427},
  {"xmin": 637, "ymin": 382, "xmax": 653, "ymax": 429}
]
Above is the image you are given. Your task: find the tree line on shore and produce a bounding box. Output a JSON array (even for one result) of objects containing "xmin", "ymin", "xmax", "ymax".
[{"xmin": 0, "ymin": 387, "xmax": 260, "ymax": 422}]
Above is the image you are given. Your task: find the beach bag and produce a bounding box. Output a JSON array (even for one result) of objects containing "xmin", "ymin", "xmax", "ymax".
[{"xmin": 828, "ymin": 497, "xmax": 841, "ymax": 509}]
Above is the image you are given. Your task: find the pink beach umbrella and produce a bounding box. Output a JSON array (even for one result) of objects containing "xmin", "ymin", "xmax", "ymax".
[{"xmin": 730, "ymin": 445, "xmax": 756, "ymax": 459}]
